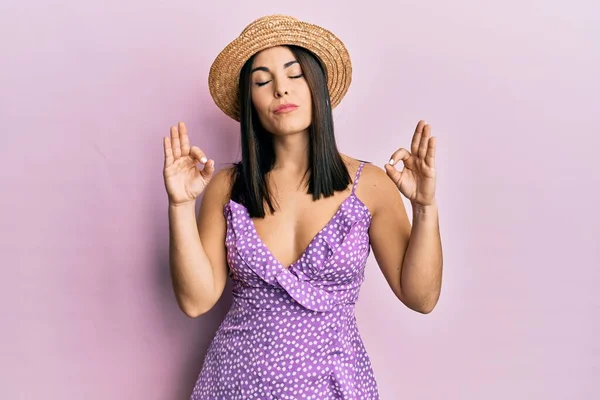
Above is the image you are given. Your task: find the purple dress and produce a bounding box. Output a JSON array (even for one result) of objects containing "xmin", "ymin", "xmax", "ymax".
[{"xmin": 190, "ymin": 162, "xmax": 379, "ymax": 399}]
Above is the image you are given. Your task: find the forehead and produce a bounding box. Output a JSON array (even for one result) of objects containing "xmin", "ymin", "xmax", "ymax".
[{"xmin": 251, "ymin": 46, "xmax": 297, "ymax": 67}]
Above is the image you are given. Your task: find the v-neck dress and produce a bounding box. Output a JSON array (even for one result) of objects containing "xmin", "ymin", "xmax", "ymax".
[{"xmin": 190, "ymin": 162, "xmax": 380, "ymax": 399}]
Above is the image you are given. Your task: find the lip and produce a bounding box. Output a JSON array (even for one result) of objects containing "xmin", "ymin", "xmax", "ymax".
[{"xmin": 274, "ymin": 103, "xmax": 298, "ymax": 113}]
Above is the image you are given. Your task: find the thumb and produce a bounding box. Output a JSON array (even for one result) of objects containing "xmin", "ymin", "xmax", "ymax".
[
  {"xmin": 201, "ymin": 159, "xmax": 216, "ymax": 178},
  {"xmin": 384, "ymin": 163, "xmax": 403, "ymax": 187}
]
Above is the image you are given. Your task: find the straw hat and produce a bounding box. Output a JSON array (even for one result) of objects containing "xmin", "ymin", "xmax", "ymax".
[{"xmin": 208, "ymin": 15, "xmax": 352, "ymax": 121}]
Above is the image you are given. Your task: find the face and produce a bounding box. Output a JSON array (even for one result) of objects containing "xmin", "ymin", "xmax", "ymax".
[{"xmin": 250, "ymin": 46, "xmax": 312, "ymax": 136}]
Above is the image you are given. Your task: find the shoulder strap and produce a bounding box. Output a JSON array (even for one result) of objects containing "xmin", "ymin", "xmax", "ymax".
[{"xmin": 351, "ymin": 162, "xmax": 366, "ymax": 194}]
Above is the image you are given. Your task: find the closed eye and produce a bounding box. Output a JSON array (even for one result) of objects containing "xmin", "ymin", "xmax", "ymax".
[{"xmin": 255, "ymin": 74, "xmax": 304, "ymax": 87}]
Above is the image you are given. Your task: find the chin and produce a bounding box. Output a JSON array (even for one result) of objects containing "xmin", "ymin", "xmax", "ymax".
[{"xmin": 268, "ymin": 118, "xmax": 311, "ymax": 136}]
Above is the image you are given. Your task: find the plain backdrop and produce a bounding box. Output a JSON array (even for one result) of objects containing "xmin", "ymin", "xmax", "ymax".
[{"xmin": 1, "ymin": 0, "xmax": 598, "ymax": 399}]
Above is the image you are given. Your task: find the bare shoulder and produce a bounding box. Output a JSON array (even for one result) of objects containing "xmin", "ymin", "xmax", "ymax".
[
  {"xmin": 342, "ymin": 155, "xmax": 401, "ymax": 216},
  {"xmin": 201, "ymin": 164, "xmax": 236, "ymax": 208}
]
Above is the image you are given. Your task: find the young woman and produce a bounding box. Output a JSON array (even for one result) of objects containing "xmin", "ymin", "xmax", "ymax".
[{"xmin": 163, "ymin": 15, "xmax": 443, "ymax": 400}]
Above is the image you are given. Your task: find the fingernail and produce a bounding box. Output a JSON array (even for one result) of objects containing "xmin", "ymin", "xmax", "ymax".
[
  {"xmin": 389, "ymin": 158, "xmax": 395, "ymax": 165},
  {"xmin": 200, "ymin": 157, "xmax": 207, "ymax": 163}
]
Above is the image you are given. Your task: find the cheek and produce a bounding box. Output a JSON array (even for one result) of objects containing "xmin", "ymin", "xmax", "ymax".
[{"xmin": 251, "ymin": 90, "xmax": 270, "ymax": 118}]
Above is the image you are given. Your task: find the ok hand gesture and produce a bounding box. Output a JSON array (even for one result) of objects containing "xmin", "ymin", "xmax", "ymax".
[
  {"xmin": 384, "ymin": 120, "xmax": 437, "ymax": 207},
  {"xmin": 163, "ymin": 122, "xmax": 215, "ymax": 206}
]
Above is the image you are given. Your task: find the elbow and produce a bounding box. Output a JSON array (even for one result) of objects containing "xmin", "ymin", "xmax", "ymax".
[
  {"xmin": 414, "ymin": 302, "xmax": 437, "ymax": 314},
  {"xmin": 182, "ymin": 303, "xmax": 213, "ymax": 318},
  {"xmin": 398, "ymin": 275, "xmax": 442, "ymax": 314},
  {"xmin": 403, "ymin": 300, "xmax": 437, "ymax": 315},
  {"xmin": 177, "ymin": 282, "xmax": 225, "ymax": 318},
  {"xmin": 182, "ymin": 307, "xmax": 203, "ymax": 318},
  {"xmin": 398, "ymin": 291, "xmax": 440, "ymax": 315},
  {"xmin": 178, "ymin": 297, "xmax": 216, "ymax": 318}
]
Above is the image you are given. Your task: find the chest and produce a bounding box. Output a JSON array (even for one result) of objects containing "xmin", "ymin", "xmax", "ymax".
[{"xmin": 250, "ymin": 189, "xmax": 352, "ymax": 268}]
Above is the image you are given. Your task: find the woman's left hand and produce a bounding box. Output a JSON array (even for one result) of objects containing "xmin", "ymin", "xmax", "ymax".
[{"xmin": 384, "ymin": 120, "xmax": 437, "ymax": 207}]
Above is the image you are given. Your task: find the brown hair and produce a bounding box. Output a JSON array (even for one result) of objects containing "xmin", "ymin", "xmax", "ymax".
[{"xmin": 228, "ymin": 45, "xmax": 351, "ymax": 218}]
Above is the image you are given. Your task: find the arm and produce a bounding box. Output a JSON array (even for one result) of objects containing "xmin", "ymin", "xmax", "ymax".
[
  {"xmin": 365, "ymin": 165, "xmax": 443, "ymax": 314},
  {"xmin": 169, "ymin": 168, "xmax": 231, "ymax": 317},
  {"xmin": 398, "ymin": 202, "xmax": 443, "ymax": 313}
]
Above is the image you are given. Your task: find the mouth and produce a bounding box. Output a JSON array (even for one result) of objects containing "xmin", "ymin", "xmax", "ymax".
[{"xmin": 274, "ymin": 104, "xmax": 299, "ymax": 114}]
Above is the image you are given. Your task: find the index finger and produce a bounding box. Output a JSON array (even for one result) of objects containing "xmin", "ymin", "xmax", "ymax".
[{"xmin": 389, "ymin": 148, "xmax": 411, "ymax": 166}]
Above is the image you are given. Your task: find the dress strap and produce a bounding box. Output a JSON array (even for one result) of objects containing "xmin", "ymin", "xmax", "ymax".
[{"xmin": 351, "ymin": 161, "xmax": 366, "ymax": 194}]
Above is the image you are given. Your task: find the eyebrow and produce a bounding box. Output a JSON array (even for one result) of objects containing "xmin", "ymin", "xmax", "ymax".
[{"xmin": 251, "ymin": 60, "xmax": 298, "ymax": 74}]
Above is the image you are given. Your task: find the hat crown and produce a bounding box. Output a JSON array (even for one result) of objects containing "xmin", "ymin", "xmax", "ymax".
[
  {"xmin": 210, "ymin": 15, "xmax": 351, "ymax": 121},
  {"xmin": 240, "ymin": 14, "xmax": 298, "ymax": 36}
]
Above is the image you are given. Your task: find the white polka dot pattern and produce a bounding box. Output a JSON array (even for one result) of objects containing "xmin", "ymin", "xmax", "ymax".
[{"xmin": 190, "ymin": 162, "xmax": 380, "ymax": 399}]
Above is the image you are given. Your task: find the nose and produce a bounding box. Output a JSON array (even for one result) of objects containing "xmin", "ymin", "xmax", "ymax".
[
  {"xmin": 273, "ymin": 79, "xmax": 288, "ymax": 98},
  {"xmin": 274, "ymin": 88, "xmax": 288, "ymax": 98}
]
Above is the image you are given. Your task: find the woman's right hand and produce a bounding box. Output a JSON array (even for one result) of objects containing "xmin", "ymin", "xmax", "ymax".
[{"xmin": 163, "ymin": 122, "xmax": 215, "ymax": 206}]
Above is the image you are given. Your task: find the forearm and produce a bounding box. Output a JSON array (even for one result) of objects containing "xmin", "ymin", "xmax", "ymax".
[
  {"xmin": 168, "ymin": 202, "xmax": 216, "ymax": 316},
  {"xmin": 400, "ymin": 201, "xmax": 443, "ymax": 313}
]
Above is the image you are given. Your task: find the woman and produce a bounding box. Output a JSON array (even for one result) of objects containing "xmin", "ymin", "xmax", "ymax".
[{"xmin": 163, "ymin": 15, "xmax": 443, "ymax": 400}]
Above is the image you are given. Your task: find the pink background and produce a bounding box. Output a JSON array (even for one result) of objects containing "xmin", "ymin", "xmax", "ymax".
[{"xmin": 2, "ymin": 1, "xmax": 598, "ymax": 399}]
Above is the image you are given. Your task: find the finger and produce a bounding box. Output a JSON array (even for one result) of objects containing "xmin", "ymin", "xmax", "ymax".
[
  {"xmin": 201, "ymin": 159, "xmax": 216, "ymax": 178},
  {"xmin": 388, "ymin": 148, "xmax": 411, "ymax": 167},
  {"xmin": 384, "ymin": 163, "xmax": 404, "ymax": 187},
  {"xmin": 170, "ymin": 125, "xmax": 181, "ymax": 160},
  {"xmin": 418, "ymin": 124, "xmax": 431, "ymax": 160},
  {"xmin": 163, "ymin": 137, "xmax": 174, "ymax": 168},
  {"xmin": 425, "ymin": 136, "xmax": 436, "ymax": 168},
  {"xmin": 179, "ymin": 122, "xmax": 190, "ymax": 157},
  {"xmin": 189, "ymin": 146, "xmax": 208, "ymax": 164},
  {"xmin": 411, "ymin": 120, "xmax": 426, "ymax": 155}
]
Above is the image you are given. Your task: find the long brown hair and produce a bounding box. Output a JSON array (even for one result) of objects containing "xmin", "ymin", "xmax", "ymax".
[{"xmin": 228, "ymin": 45, "xmax": 351, "ymax": 218}]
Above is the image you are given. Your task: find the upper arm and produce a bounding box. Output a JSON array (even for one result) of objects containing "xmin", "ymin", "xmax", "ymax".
[
  {"xmin": 360, "ymin": 164, "xmax": 412, "ymax": 302},
  {"xmin": 196, "ymin": 167, "xmax": 233, "ymax": 305}
]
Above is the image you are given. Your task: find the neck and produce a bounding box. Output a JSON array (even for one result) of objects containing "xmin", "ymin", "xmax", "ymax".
[{"xmin": 270, "ymin": 129, "xmax": 310, "ymax": 175}]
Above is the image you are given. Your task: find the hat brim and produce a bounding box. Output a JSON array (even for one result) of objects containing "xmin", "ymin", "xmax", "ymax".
[{"xmin": 208, "ymin": 16, "xmax": 352, "ymax": 121}]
